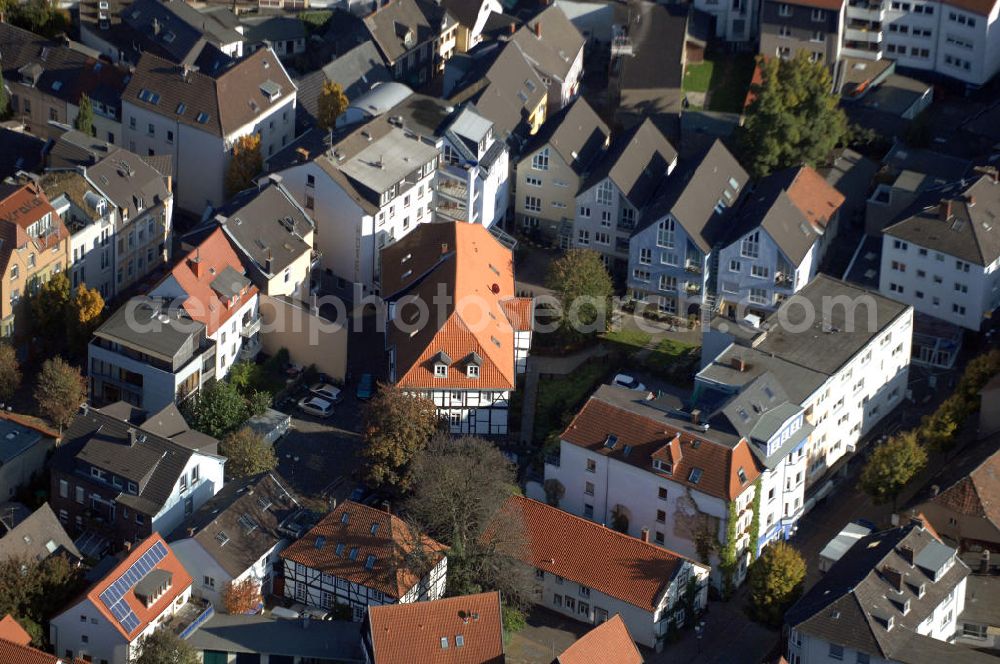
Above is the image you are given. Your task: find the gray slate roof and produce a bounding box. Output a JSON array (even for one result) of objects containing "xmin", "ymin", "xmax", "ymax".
[
  {"xmin": 295, "ymin": 42, "xmax": 392, "ymax": 123},
  {"xmin": 582, "ymin": 118, "xmax": 677, "ymax": 208},
  {"xmin": 0, "ymin": 503, "xmax": 81, "ymax": 562},
  {"xmin": 0, "ymin": 129, "xmax": 47, "ymax": 182},
  {"xmin": 363, "ymin": 0, "xmax": 450, "ymax": 64},
  {"xmin": 120, "ymin": 0, "xmax": 239, "ymax": 69},
  {"xmin": 520, "ymin": 97, "xmax": 609, "ymax": 175},
  {"xmin": 510, "ymin": 4, "xmax": 584, "ymax": 82},
  {"xmin": 883, "ymin": 175, "xmax": 1000, "ymax": 266},
  {"xmin": 86, "ymin": 147, "xmax": 172, "ymax": 220},
  {"xmin": 95, "ymin": 298, "xmax": 206, "ymax": 362},
  {"xmin": 185, "ymin": 613, "xmax": 362, "ymax": 660}
]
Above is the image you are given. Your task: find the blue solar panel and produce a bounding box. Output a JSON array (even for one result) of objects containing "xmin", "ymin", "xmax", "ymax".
[{"xmin": 97, "ymin": 541, "xmax": 171, "ymax": 633}]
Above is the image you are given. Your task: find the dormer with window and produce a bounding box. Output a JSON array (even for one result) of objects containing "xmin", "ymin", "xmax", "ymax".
[
  {"xmin": 653, "ymin": 459, "xmax": 673, "ymax": 474},
  {"xmin": 464, "ymin": 352, "xmax": 482, "ymax": 379},
  {"xmin": 433, "ymin": 350, "xmax": 452, "ymax": 378}
]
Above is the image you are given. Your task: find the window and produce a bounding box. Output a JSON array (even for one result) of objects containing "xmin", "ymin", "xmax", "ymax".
[
  {"xmin": 579, "ymin": 206, "xmax": 591, "ymax": 218},
  {"xmin": 729, "ymin": 260, "xmax": 741, "ymax": 272},
  {"xmin": 829, "ymin": 644, "xmax": 844, "ymax": 660},
  {"xmin": 467, "ymin": 365, "xmax": 479, "ymax": 378},
  {"xmin": 596, "ymin": 181, "xmax": 614, "ymax": 206},
  {"xmin": 584, "ymin": 482, "xmax": 595, "ymax": 495},
  {"xmin": 857, "ymin": 653, "xmax": 870, "ymax": 664},
  {"xmin": 661, "ymin": 252, "xmax": 679, "ymax": 266},
  {"xmin": 953, "ymin": 304, "xmax": 966, "ymax": 315},
  {"xmin": 658, "ymin": 275, "xmax": 677, "ymax": 292},
  {"xmin": 577, "ymin": 229, "xmax": 590, "ymax": 246},
  {"xmin": 600, "ymin": 210, "xmax": 612, "ymax": 227},
  {"xmin": 811, "ymin": 7, "xmax": 825, "ymax": 19},
  {"xmin": 955, "ymin": 282, "xmax": 968, "ymax": 293},
  {"xmin": 639, "ymin": 248, "xmax": 652, "ymax": 265},
  {"xmin": 579, "ymin": 586, "xmax": 591, "ymax": 598},
  {"xmin": 524, "ymin": 196, "xmax": 541, "ymax": 212},
  {"xmin": 891, "ymin": 261, "xmax": 906, "ymax": 272},
  {"xmin": 749, "ymin": 287, "xmax": 768, "ymax": 304},
  {"xmin": 595, "ymin": 232, "xmax": 610, "ymax": 245},
  {"xmin": 75, "ymin": 486, "xmax": 84, "ymax": 504},
  {"xmin": 434, "ymin": 364, "xmax": 448, "ymax": 378},
  {"xmin": 893, "ymin": 239, "xmax": 908, "ymax": 251},
  {"xmin": 532, "ymin": 148, "xmax": 549, "ymax": 171},
  {"xmin": 811, "ymin": 30, "xmax": 825, "ymax": 42},
  {"xmin": 656, "ymin": 510, "xmax": 666, "ymax": 523},
  {"xmin": 963, "ymin": 623, "xmax": 988, "ymax": 639},
  {"xmin": 525, "ymin": 175, "xmax": 542, "ymax": 187},
  {"xmin": 553, "ymin": 593, "xmax": 563, "ymax": 607},
  {"xmin": 741, "ymin": 231, "xmax": 760, "ymax": 258},
  {"xmin": 751, "ymin": 265, "xmax": 770, "ymax": 279},
  {"xmin": 633, "ymin": 269, "xmax": 651, "ymax": 282},
  {"xmin": 583, "ymin": 504, "xmax": 594, "ymax": 518},
  {"xmin": 586, "ymin": 459, "xmax": 596, "ymax": 473},
  {"xmin": 779, "ymin": 25, "xmax": 792, "ymax": 37},
  {"xmin": 658, "ymin": 487, "xmax": 668, "ymax": 500},
  {"xmin": 59, "ymin": 479, "xmax": 68, "ymax": 498},
  {"xmin": 655, "ymin": 531, "xmax": 665, "ymax": 544},
  {"xmin": 778, "ymin": 3, "xmax": 792, "ymax": 15},
  {"xmin": 657, "ymin": 219, "xmax": 675, "ymax": 248}
]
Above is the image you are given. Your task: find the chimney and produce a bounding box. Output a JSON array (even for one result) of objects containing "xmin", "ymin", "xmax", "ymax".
[
  {"xmin": 265, "ymin": 248, "xmax": 273, "ymax": 274},
  {"xmin": 534, "ymin": 21, "xmax": 541, "ymax": 38},
  {"xmin": 967, "ymin": 194, "xmax": 976, "ymax": 207},
  {"xmin": 940, "ymin": 200, "xmax": 952, "ymax": 221},
  {"xmin": 690, "ymin": 409, "xmax": 701, "ymax": 426},
  {"xmin": 441, "ymin": 242, "xmax": 449, "ymax": 255},
  {"xmin": 187, "ymin": 527, "xmax": 196, "ymax": 537},
  {"xmin": 640, "ymin": 527, "xmax": 650, "ymax": 543},
  {"xmin": 898, "ymin": 545, "xmax": 914, "ymax": 566},
  {"xmin": 123, "ymin": 541, "xmax": 132, "ymax": 552},
  {"xmin": 152, "ymin": 17, "xmax": 160, "ymax": 35},
  {"xmin": 730, "ymin": 356, "xmax": 747, "ymax": 372},
  {"xmin": 981, "ymin": 550, "xmax": 991, "ymax": 574},
  {"xmin": 296, "ymin": 147, "xmax": 310, "ymax": 161},
  {"xmin": 509, "ymin": 21, "xmax": 516, "ymax": 34},
  {"xmin": 882, "ymin": 566, "xmax": 904, "ymax": 592}
]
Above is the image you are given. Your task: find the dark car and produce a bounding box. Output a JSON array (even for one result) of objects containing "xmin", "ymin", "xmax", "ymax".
[
  {"xmin": 349, "ymin": 485, "xmax": 369, "ymax": 502},
  {"xmin": 356, "ymin": 373, "xmax": 374, "ymax": 400}
]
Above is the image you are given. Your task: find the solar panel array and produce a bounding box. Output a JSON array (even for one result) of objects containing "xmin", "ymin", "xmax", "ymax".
[{"xmin": 98, "ymin": 540, "xmax": 168, "ymax": 634}]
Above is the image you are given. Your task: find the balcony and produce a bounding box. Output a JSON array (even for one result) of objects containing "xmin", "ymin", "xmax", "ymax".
[
  {"xmin": 845, "ymin": 25, "xmax": 883, "ymax": 42},
  {"xmin": 774, "ymin": 272, "xmax": 793, "ymax": 287},
  {"xmin": 241, "ymin": 315, "xmax": 261, "ymax": 338},
  {"xmin": 437, "ymin": 179, "xmax": 469, "ymax": 204},
  {"xmin": 685, "ymin": 282, "xmax": 702, "ymax": 295},
  {"xmin": 846, "ymin": 0, "xmax": 884, "ymax": 21},
  {"xmin": 239, "ymin": 335, "xmax": 262, "ymax": 361},
  {"xmin": 685, "ymin": 261, "xmax": 702, "ymax": 274},
  {"xmin": 437, "ymin": 201, "xmax": 469, "ymax": 222},
  {"xmin": 165, "ymin": 596, "xmax": 214, "ymax": 640}
]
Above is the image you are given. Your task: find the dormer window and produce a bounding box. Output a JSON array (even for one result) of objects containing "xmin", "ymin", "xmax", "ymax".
[
  {"xmin": 435, "ymin": 364, "xmax": 448, "ymax": 378},
  {"xmin": 653, "ymin": 460, "xmax": 673, "ymax": 475},
  {"xmin": 467, "ymin": 365, "xmax": 479, "ymax": 378}
]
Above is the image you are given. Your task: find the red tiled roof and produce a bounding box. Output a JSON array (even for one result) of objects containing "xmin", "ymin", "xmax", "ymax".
[
  {"xmin": 382, "ymin": 222, "xmax": 529, "ymax": 391},
  {"xmin": 785, "ymin": 166, "xmax": 845, "ymax": 233},
  {"xmin": 557, "ymin": 615, "xmax": 643, "ymax": 664},
  {"xmin": 0, "ymin": 615, "xmax": 31, "ymax": 646},
  {"xmin": 779, "ymin": 0, "xmax": 845, "ymax": 10},
  {"xmin": 932, "ymin": 449, "xmax": 1000, "ymax": 528},
  {"xmin": 154, "ymin": 227, "xmax": 257, "ymax": 336},
  {"xmin": 487, "ymin": 496, "xmax": 701, "ymax": 612},
  {"xmin": 280, "ymin": 501, "xmax": 447, "ymax": 600},
  {"xmin": 85, "ymin": 533, "xmax": 193, "ymax": 641},
  {"xmin": 561, "ymin": 396, "xmax": 761, "ymax": 501},
  {"xmin": 367, "ymin": 592, "xmax": 504, "ymax": 664},
  {"xmin": 0, "ymin": 637, "xmax": 84, "ymax": 664},
  {"xmin": 0, "ymin": 183, "xmax": 69, "ymax": 273}
]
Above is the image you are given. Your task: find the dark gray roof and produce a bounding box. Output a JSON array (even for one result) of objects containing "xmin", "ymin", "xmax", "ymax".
[
  {"xmin": 855, "ymin": 74, "xmax": 931, "ymax": 117},
  {"xmin": 883, "ymin": 175, "xmax": 1000, "ymax": 266},
  {"xmin": 520, "ymin": 97, "xmax": 609, "ymax": 175},
  {"xmin": 618, "ymin": 1, "xmax": 688, "ymax": 93},
  {"xmin": 698, "ymin": 345, "xmax": 828, "ymax": 405},
  {"xmin": 220, "ymin": 183, "xmax": 313, "ymax": 282},
  {"xmin": 210, "ymin": 265, "xmax": 251, "ymax": 300},
  {"xmin": 170, "ymin": 472, "xmax": 299, "ymax": 578},
  {"xmin": 639, "ymin": 139, "xmax": 747, "ymax": 250},
  {"xmin": 0, "ymin": 129, "xmax": 47, "ymax": 181},
  {"xmin": 959, "ymin": 575, "xmax": 1000, "ymax": 626},
  {"xmin": 185, "ymin": 613, "xmax": 363, "ymax": 660},
  {"xmin": 86, "ymin": 147, "xmax": 171, "ymax": 220},
  {"xmin": 120, "ymin": 0, "xmax": 240, "ymax": 68},
  {"xmin": 510, "ymin": 4, "xmax": 584, "ymax": 82},
  {"xmin": 363, "ymin": 0, "xmax": 450, "ymax": 64},
  {"xmin": 47, "ymin": 129, "xmax": 116, "ymax": 170},
  {"xmin": 0, "ymin": 503, "xmax": 81, "ymax": 562},
  {"xmin": 883, "ymin": 144, "xmax": 972, "ymax": 185},
  {"xmin": 753, "ymin": 275, "xmax": 911, "ymax": 376},
  {"xmin": 295, "ymin": 42, "xmax": 392, "ymax": 124},
  {"xmin": 441, "ymin": 0, "xmax": 488, "ymax": 27},
  {"xmin": 582, "ymin": 118, "xmax": 677, "ymax": 208},
  {"xmin": 787, "ymin": 522, "xmax": 984, "ymax": 663},
  {"xmin": 95, "ymin": 298, "xmax": 206, "ymax": 362},
  {"xmin": 242, "ymin": 16, "xmax": 307, "ymax": 45}
]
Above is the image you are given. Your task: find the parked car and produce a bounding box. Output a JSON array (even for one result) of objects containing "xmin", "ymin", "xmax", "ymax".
[
  {"xmin": 297, "ymin": 396, "xmax": 334, "ymax": 418},
  {"xmin": 310, "ymin": 382, "xmax": 343, "ymax": 403},
  {"xmin": 349, "ymin": 485, "xmax": 369, "ymax": 502},
  {"xmin": 613, "ymin": 373, "xmax": 647, "ymax": 392},
  {"xmin": 356, "ymin": 373, "xmax": 374, "ymax": 400},
  {"xmin": 270, "ymin": 606, "xmax": 300, "ymax": 620}
]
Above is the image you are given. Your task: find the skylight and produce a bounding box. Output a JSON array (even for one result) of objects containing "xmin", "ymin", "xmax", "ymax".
[
  {"xmin": 349, "ymin": 547, "xmax": 359, "ymax": 561},
  {"xmin": 365, "ymin": 554, "xmax": 376, "ymax": 570},
  {"xmin": 196, "ymin": 112, "xmax": 209, "ymax": 124},
  {"xmin": 688, "ymin": 468, "xmax": 703, "ymax": 484},
  {"xmin": 335, "ymin": 543, "xmax": 345, "ymax": 556},
  {"xmin": 341, "ymin": 512, "xmax": 350, "ymax": 525}
]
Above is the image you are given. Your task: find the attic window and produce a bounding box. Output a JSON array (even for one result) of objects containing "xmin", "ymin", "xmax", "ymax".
[
  {"xmin": 51, "ymin": 80, "xmax": 62, "ymax": 91},
  {"xmin": 215, "ymin": 531, "xmax": 229, "ymax": 546},
  {"xmin": 441, "ymin": 637, "xmax": 449, "ymax": 649},
  {"xmin": 737, "ymin": 467, "xmax": 747, "ymax": 484},
  {"xmin": 688, "ymin": 468, "xmax": 703, "ymax": 484},
  {"xmin": 370, "ymin": 523, "xmax": 379, "ymax": 536},
  {"xmin": 604, "ymin": 434, "xmax": 618, "ymax": 450},
  {"xmin": 364, "ymin": 554, "xmax": 376, "ymax": 570},
  {"xmin": 196, "ymin": 112, "xmax": 209, "ymax": 124},
  {"xmin": 335, "ymin": 542, "xmax": 345, "ymax": 556},
  {"xmin": 456, "ymin": 635, "xmax": 465, "ymax": 647},
  {"xmin": 467, "ymin": 365, "xmax": 479, "ymax": 378},
  {"xmin": 435, "ymin": 364, "xmax": 448, "ymax": 378},
  {"xmin": 341, "ymin": 512, "xmax": 350, "ymax": 524},
  {"xmin": 259, "ymin": 80, "xmax": 282, "ymax": 102},
  {"xmin": 176, "ymin": 102, "xmax": 186, "ymax": 115},
  {"xmin": 315, "ymin": 536, "xmax": 326, "ymax": 550},
  {"xmin": 348, "ymin": 547, "xmax": 359, "ymax": 561},
  {"xmin": 653, "ymin": 460, "xmax": 672, "ymax": 475}
]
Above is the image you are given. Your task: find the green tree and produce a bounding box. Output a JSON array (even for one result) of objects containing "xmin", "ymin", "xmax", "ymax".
[
  {"xmin": 747, "ymin": 541, "xmax": 806, "ymax": 627},
  {"xmin": 748, "ymin": 478, "xmax": 762, "ymax": 562},
  {"xmin": 181, "ymin": 380, "xmax": 249, "ymax": 438},
  {"xmin": 859, "ymin": 430, "xmax": 927, "ymax": 508},
  {"xmin": 219, "ymin": 427, "xmax": 277, "ymax": 480},
  {"xmin": 225, "ymin": 134, "xmax": 262, "ymax": 197},
  {"xmin": 545, "ymin": 249, "xmax": 613, "ymax": 340},
  {"xmin": 34, "ymin": 357, "xmax": 84, "ymax": 432},
  {"xmin": 133, "ymin": 629, "xmax": 200, "ymax": 664},
  {"xmin": 719, "ymin": 499, "xmax": 739, "ymax": 598},
  {"xmin": 316, "ymin": 80, "xmax": 348, "ymax": 131},
  {"xmin": 739, "ymin": 52, "xmax": 848, "ymax": 178},
  {"xmin": 28, "ymin": 272, "xmax": 71, "ymax": 347},
  {"xmin": 74, "ymin": 94, "xmax": 94, "ymax": 135},
  {"xmin": 361, "ymin": 384, "xmax": 441, "ymax": 494},
  {"xmin": 0, "ymin": 342, "xmax": 21, "ymax": 403},
  {"xmin": 0, "ymin": 554, "xmax": 87, "ymax": 647},
  {"xmin": 247, "ymin": 389, "xmax": 272, "ymax": 416}
]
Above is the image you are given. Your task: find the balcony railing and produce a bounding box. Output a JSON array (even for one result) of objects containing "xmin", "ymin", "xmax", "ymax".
[
  {"xmin": 241, "ymin": 316, "xmax": 261, "ymax": 338},
  {"xmin": 685, "ymin": 262, "xmax": 702, "ymax": 274},
  {"xmin": 239, "ymin": 336, "xmax": 262, "ymax": 361},
  {"xmin": 685, "ymin": 282, "xmax": 702, "ymax": 295}
]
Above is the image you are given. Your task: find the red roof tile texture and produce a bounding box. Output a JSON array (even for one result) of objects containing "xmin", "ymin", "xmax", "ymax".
[
  {"xmin": 0, "ymin": 638, "xmax": 84, "ymax": 664},
  {"xmin": 85, "ymin": 533, "xmax": 192, "ymax": 641},
  {"xmin": 367, "ymin": 592, "xmax": 504, "ymax": 664},
  {"xmin": 932, "ymin": 449, "xmax": 1000, "ymax": 528},
  {"xmin": 0, "ymin": 615, "xmax": 31, "ymax": 646},
  {"xmin": 488, "ymin": 496, "xmax": 699, "ymax": 612},
  {"xmin": 561, "ymin": 397, "xmax": 761, "ymax": 501},
  {"xmin": 785, "ymin": 166, "xmax": 845, "ymax": 233},
  {"xmin": 281, "ymin": 501, "xmax": 447, "ymax": 600},
  {"xmin": 557, "ymin": 615, "xmax": 644, "ymax": 664}
]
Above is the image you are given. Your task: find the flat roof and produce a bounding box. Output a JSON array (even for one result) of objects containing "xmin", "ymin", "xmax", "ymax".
[
  {"xmin": 185, "ymin": 613, "xmax": 363, "ymax": 660},
  {"xmin": 0, "ymin": 420, "xmax": 43, "ymax": 464},
  {"xmin": 339, "ymin": 131, "xmax": 439, "ymax": 194}
]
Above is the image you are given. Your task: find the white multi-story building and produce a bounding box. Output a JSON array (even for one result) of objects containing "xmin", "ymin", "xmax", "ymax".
[
  {"xmin": 122, "ymin": 48, "xmax": 296, "ymax": 214},
  {"xmin": 489, "ymin": 496, "xmax": 710, "ymax": 650},
  {"xmin": 437, "ymin": 106, "xmax": 510, "ymax": 228},
  {"xmin": 879, "ymin": 174, "xmax": 1000, "ymax": 331},
  {"xmin": 272, "ymin": 119, "xmax": 438, "ymax": 295},
  {"xmin": 50, "ymin": 534, "xmax": 199, "ymax": 664},
  {"xmin": 786, "ymin": 521, "xmax": 981, "ymax": 664},
  {"xmin": 280, "ymin": 501, "xmax": 447, "ymax": 622},
  {"xmin": 698, "ymin": 0, "xmax": 761, "ymax": 42},
  {"xmin": 700, "ymin": 275, "xmax": 914, "ymax": 498},
  {"xmin": 381, "ymin": 222, "xmax": 532, "ymax": 435}
]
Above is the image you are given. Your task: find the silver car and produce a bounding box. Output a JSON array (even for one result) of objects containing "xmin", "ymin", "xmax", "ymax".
[
  {"xmin": 310, "ymin": 382, "xmax": 343, "ymax": 403},
  {"xmin": 297, "ymin": 396, "xmax": 334, "ymax": 418}
]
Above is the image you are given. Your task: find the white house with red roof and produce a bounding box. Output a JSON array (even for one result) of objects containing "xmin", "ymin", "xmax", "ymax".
[
  {"xmin": 381, "ymin": 222, "xmax": 532, "ymax": 435},
  {"xmin": 149, "ymin": 227, "xmax": 262, "ymax": 377},
  {"xmin": 50, "ymin": 533, "xmax": 200, "ymax": 664}
]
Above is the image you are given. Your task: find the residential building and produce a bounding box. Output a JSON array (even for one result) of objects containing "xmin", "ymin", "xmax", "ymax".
[
  {"xmin": 696, "ymin": 0, "xmax": 760, "ymax": 41},
  {"xmin": 148, "ymin": 228, "xmax": 262, "ymax": 377},
  {"xmin": 0, "ymin": 413, "xmax": 58, "ymax": 503},
  {"xmin": 215, "ymin": 177, "xmax": 316, "ymax": 301},
  {"xmin": 1, "ymin": 614, "xmax": 86, "ymax": 664},
  {"xmin": 242, "ymin": 16, "xmax": 307, "ymax": 60},
  {"xmin": 0, "ymin": 127, "xmax": 47, "ymax": 181},
  {"xmin": 556, "ymin": 615, "xmax": 644, "ymax": 664},
  {"xmin": 759, "ymin": 0, "xmax": 845, "ymax": 64},
  {"xmin": 441, "ymin": 0, "xmax": 503, "ymax": 53},
  {"xmin": 363, "ymin": 0, "xmax": 455, "ymax": 86},
  {"xmin": 510, "ymin": 5, "xmax": 585, "ymax": 111},
  {"xmin": 121, "ymin": 48, "xmax": 296, "ymax": 213},
  {"xmin": 879, "ymin": 174, "xmax": 1000, "ymax": 331},
  {"xmin": 0, "ymin": 23, "xmax": 130, "ymax": 143},
  {"xmin": 50, "ymin": 533, "xmax": 201, "ymax": 664},
  {"xmin": 381, "ymin": 222, "xmax": 533, "ymax": 435},
  {"xmin": 699, "ymin": 275, "xmax": 913, "ymax": 494},
  {"xmin": 514, "ymin": 97, "xmax": 610, "ymax": 243},
  {"xmin": 487, "ymin": 496, "xmax": 709, "ymax": 649},
  {"xmin": 716, "ymin": 165, "xmax": 845, "ymax": 316},
  {"xmin": 818, "ymin": 521, "xmax": 873, "ymax": 572},
  {"xmin": 0, "ymin": 502, "xmax": 81, "ymax": 563},
  {"xmin": 573, "ymin": 119, "xmax": 678, "ymax": 275},
  {"xmin": 785, "ymin": 521, "xmax": 995, "ymax": 664},
  {"xmin": 979, "ymin": 372, "xmax": 1000, "ymax": 437},
  {"xmin": 50, "ymin": 402, "xmax": 224, "ymax": 551},
  {"xmin": 0, "ymin": 182, "xmax": 71, "ymax": 341},
  {"xmin": 186, "ymin": 613, "xmax": 364, "ymax": 662},
  {"xmin": 294, "ymin": 42, "xmax": 393, "ymax": 129},
  {"xmin": 271, "ymin": 116, "xmax": 439, "ymax": 295},
  {"xmin": 362, "ymin": 592, "xmax": 504, "ymax": 664},
  {"xmin": 914, "ymin": 447, "xmax": 1000, "ymax": 553},
  {"xmin": 280, "ymin": 501, "xmax": 448, "ymax": 622},
  {"xmin": 956, "ymin": 575, "xmax": 1000, "ymax": 651},
  {"xmin": 627, "ymin": 139, "xmax": 749, "ymax": 318},
  {"xmin": 170, "ymin": 472, "xmax": 301, "ymax": 609}
]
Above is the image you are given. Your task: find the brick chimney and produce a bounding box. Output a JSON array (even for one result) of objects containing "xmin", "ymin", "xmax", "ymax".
[
  {"xmin": 731, "ymin": 356, "xmax": 747, "ymax": 372},
  {"xmin": 534, "ymin": 21, "xmax": 541, "ymax": 38},
  {"xmin": 690, "ymin": 409, "xmax": 701, "ymax": 426},
  {"xmin": 640, "ymin": 527, "xmax": 650, "ymax": 543},
  {"xmin": 940, "ymin": 200, "xmax": 952, "ymax": 221}
]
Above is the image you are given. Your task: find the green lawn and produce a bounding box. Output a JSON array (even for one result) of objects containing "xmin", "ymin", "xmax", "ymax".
[
  {"xmin": 600, "ymin": 328, "xmax": 652, "ymax": 353},
  {"xmin": 534, "ymin": 362, "xmax": 611, "ymax": 447},
  {"xmin": 683, "ymin": 61, "xmax": 715, "ymax": 94},
  {"xmin": 683, "ymin": 51, "xmax": 757, "ymax": 113},
  {"xmin": 646, "ymin": 338, "xmax": 700, "ymax": 385}
]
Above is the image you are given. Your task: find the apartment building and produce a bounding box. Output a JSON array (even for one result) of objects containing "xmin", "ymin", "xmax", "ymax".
[
  {"xmin": 364, "ymin": 0, "xmax": 456, "ymax": 86},
  {"xmin": 281, "ymin": 501, "xmax": 447, "ymax": 622},
  {"xmin": 50, "ymin": 403, "xmax": 224, "ymax": 550},
  {"xmin": 915, "ymin": 447, "xmax": 1000, "ymax": 552},
  {"xmin": 381, "ymin": 222, "xmax": 532, "ymax": 435},
  {"xmin": 510, "ymin": 5, "xmax": 586, "ymax": 111},
  {"xmin": 627, "ymin": 140, "xmax": 749, "ymax": 318},
  {"xmin": 716, "ymin": 165, "xmax": 845, "ymax": 316},
  {"xmin": 879, "ymin": 174, "xmax": 1000, "ymax": 331},
  {"xmin": 488, "ymin": 495, "xmax": 710, "ymax": 649},
  {"xmin": 273, "ymin": 119, "xmax": 438, "ymax": 295},
  {"xmin": 0, "ymin": 182, "xmax": 71, "ymax": 340},
  {"xmin": 786, "ymin": 521, "xmax": 991, "ymax": 664},
  {"xmin": 573, "ymin": 119, "xmax": 678, "ymax": 275},
  {"xmin": 699, "ymin": 275, "xmax": 913, "ymax": 496},
  {"xmin": 441, "ymin": 0, "xmax": 503, "ymax": 53},
  {"xmin": 760, "ymin": 0, "xmax": 846, "ymax": 63},
  {"xmin": 696, "ymin": 0, "xmax": 761, "ymax": 41},
  {"xmin": 122, "ymin": 48, "xmax": 296, "ymax": 213}
]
